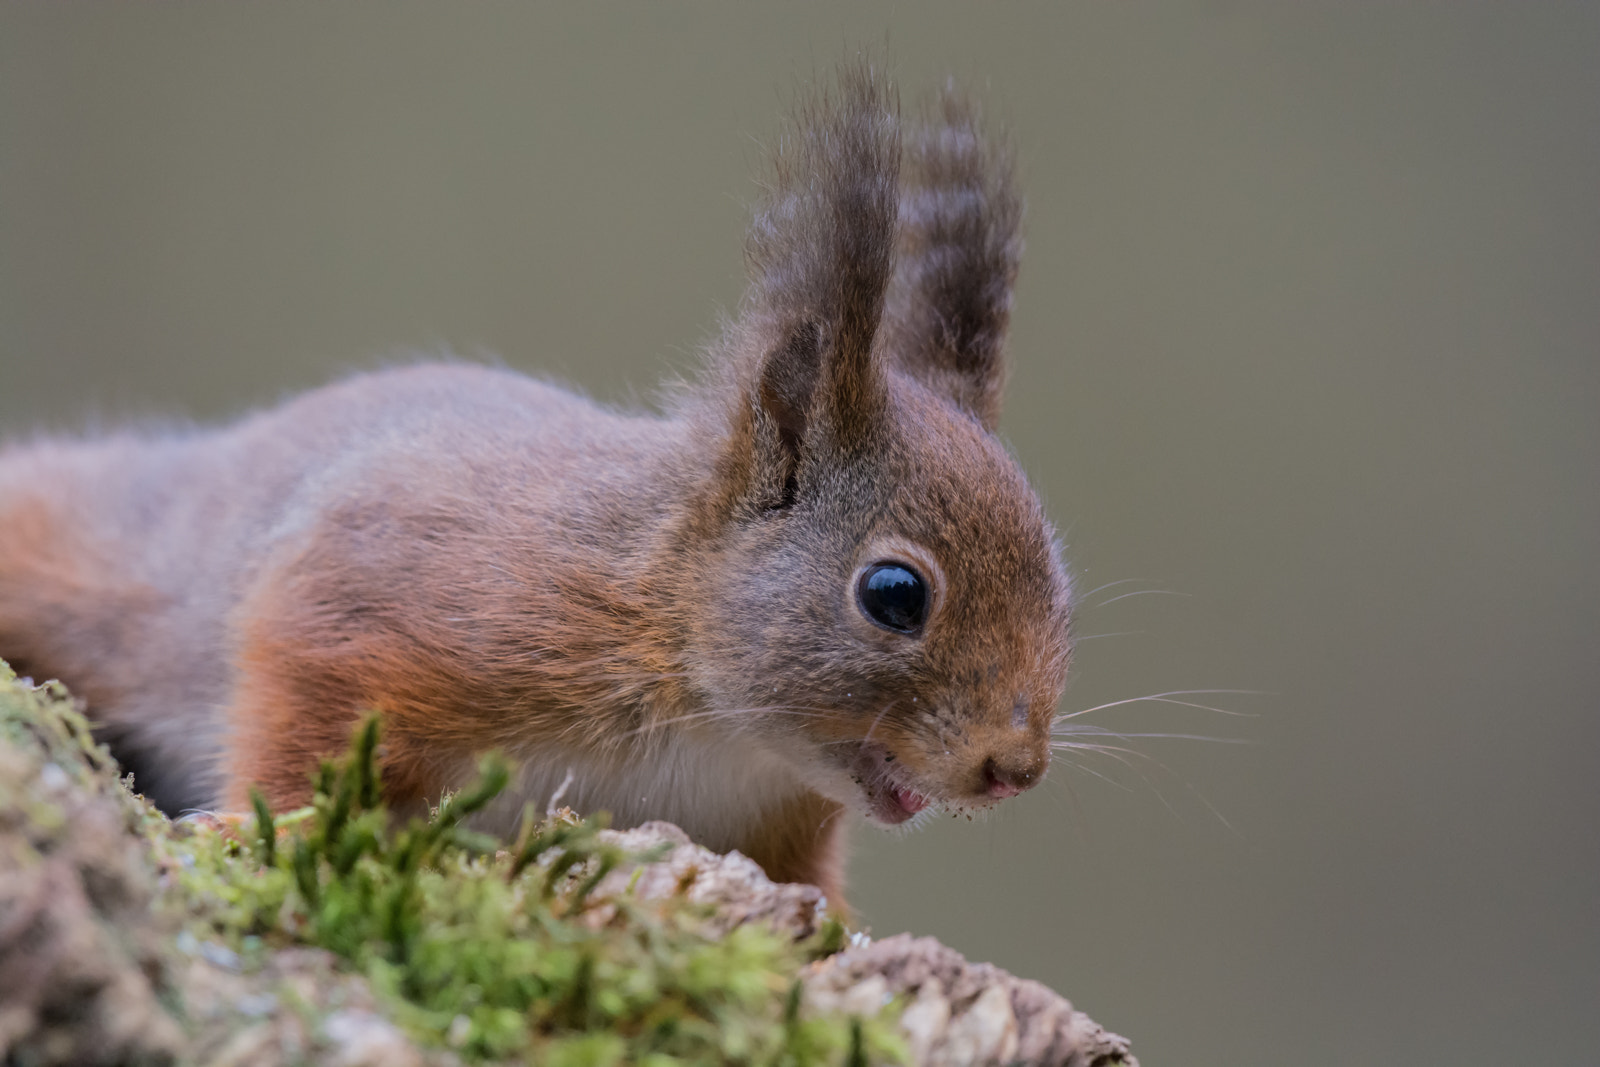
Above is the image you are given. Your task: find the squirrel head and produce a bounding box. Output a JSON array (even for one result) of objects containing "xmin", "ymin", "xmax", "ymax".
[{"xmin": 675, "ymin": 64, "xmax": 1071, "ymax": 825}]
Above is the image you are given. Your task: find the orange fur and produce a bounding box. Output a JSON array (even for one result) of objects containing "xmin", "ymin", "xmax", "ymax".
[
  {"xmin": 739, "ymin": 792, "xmax": 850, "ymax": 911},
  {"xmin": 0, "ymin": 486, "xmax": 164, "ymax": 711}
]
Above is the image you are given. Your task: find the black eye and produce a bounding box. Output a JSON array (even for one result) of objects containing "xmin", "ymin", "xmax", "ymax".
[{"xmin": 856, "ymin": 562, "xmax": 928, "ymax": 634}]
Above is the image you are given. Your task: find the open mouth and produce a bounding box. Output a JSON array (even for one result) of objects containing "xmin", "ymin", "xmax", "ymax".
[{"xmin": 850, "ymin": 743, "xmax": 933, "ymax": 825}]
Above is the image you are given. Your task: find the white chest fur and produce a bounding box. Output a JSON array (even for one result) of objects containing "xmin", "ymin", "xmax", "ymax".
[{"xmin": 468, "ymin": 729, "xmax": 805, "ymax": 853}]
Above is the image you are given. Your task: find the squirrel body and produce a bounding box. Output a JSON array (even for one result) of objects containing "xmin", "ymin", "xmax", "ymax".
[{"xmin": 0, "ymin": 67, "xmax": 1072, "ymax": 906}]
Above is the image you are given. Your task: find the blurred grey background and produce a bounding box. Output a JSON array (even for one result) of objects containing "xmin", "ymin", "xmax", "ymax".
[{"xmin": 2, "ymin": 4, "xmax": 1596, "ymax": 1063}]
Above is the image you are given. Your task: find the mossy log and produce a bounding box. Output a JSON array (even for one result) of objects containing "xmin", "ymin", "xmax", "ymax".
[{"xmin": 0, "ymin": 662, "xmax": 1135, "ymax": 1066}]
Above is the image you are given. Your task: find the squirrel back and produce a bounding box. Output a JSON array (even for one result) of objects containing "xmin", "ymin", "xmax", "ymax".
[{"xmin": 0, "ymin": 64, "xmax": 1073, "ymax": 906}]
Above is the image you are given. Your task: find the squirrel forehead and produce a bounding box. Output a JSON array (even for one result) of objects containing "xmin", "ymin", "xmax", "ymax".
[{"xmin": 885, "ymin": 393, "xmax": 1055, "ymax": 560}]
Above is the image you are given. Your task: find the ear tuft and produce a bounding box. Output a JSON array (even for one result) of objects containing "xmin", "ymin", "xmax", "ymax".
[
  {"xmin": 740, "ymin": 62, "xmax": 900, "ymax": 461},
  {"xmin": 883, "ymin": 82, "xmax": 1023, "ymax": 430}
]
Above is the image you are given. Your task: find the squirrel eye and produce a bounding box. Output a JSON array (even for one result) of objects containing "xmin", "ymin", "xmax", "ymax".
[{"xmin": 856, "ymin": 562, "xmax": 928, "ymax": 634}]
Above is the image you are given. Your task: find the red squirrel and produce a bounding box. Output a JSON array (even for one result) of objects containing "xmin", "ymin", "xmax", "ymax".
[{"xmin": 0, "ymin": 66, "xmax": 1072, "ymax": 908}]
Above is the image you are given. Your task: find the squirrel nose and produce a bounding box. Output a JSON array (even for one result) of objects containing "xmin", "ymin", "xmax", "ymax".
[{"xmin": 983, "ymin": 756, "xmax": 1038, "ymax": 799}]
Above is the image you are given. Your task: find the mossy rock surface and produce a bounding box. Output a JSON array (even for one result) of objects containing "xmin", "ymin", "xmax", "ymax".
[{"xmin": 0, "ymin": 662, "xmax": 1135, "ymax": 1066}]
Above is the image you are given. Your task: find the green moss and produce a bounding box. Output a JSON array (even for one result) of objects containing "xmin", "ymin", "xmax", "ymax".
[
  {"xmin": 196, "ymin": 723, "xmax": 901, "ymax": 1062},
  {"xmin": 0, "ymin": 662, "xmax": 900, "ymax": 1064},
  {"xmin": 0, "ymin": 661, "xmax": 138, "ymax": 812}
]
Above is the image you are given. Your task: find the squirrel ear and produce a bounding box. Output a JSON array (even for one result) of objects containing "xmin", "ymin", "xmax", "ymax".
[
  {"xmin": 738, "ymin": 62, "xmax": 900, "ymax": 481},
  {"xmin": 756, "ymin": 320, "xmax": 823, "ymax": 471},
  {"xmin": 882, "ymin": 83, "xmax": 1022, "ymax": 431}
]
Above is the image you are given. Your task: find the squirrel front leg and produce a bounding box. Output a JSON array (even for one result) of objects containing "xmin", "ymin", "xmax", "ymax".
[{"xmin": 736, "ymin": 791, "xmax": 850, "ymax": 913}]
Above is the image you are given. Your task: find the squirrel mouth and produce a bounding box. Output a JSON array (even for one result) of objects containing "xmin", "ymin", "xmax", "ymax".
[{"xmin": 850, "ymin": 744, "xmax": 932, "ymax": 825}]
